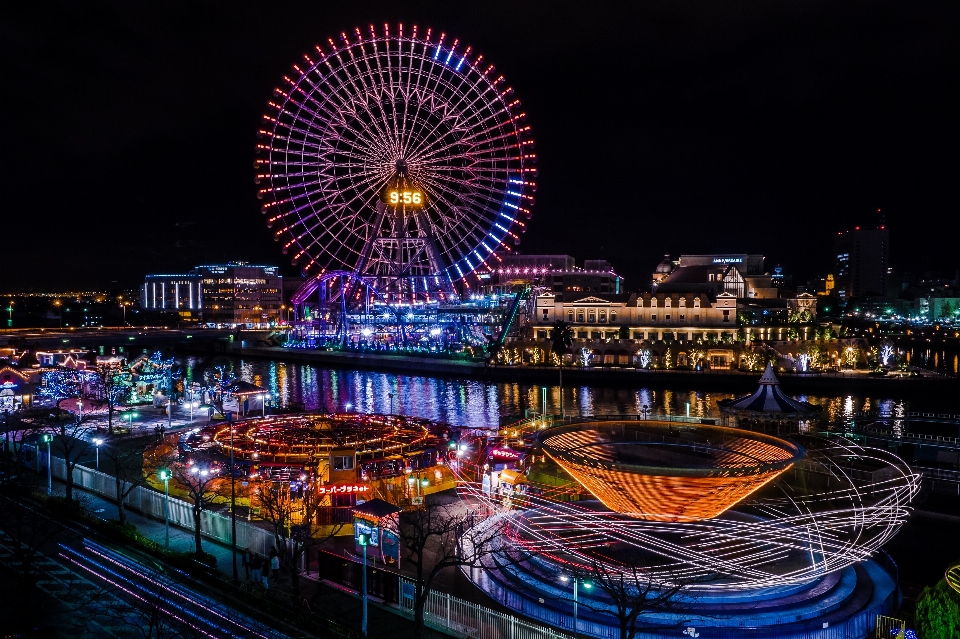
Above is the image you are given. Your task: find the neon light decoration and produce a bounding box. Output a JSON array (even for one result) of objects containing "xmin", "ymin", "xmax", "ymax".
[
  {"xmin": 457, "ymin": 421, "xmax": 919, "ymax": 592},
  {"xmin": 317, "ymin": 484, "xmax": 369, "ymax": 495},
  {"xmin": 539, "ymin": 422, "xmax": 803, "ymax": 521},
  {"xmin": 256, "ymin": 23, "xmax": 536, "ymax": 291}
]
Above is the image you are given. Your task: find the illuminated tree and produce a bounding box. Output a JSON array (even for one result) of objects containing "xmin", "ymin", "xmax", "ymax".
[
  {"xmin": 92, "ymin": 362, "xmax": 131, "ymax": 435},
  {"xmin": 637, "ymin": 349, "xmax": 652, "ymax": 369},
  {"xmin": 880, "ymin": 343, "xmax": 895, "ymax": 367},
  {"xmin": 740, "ymin": 351, "xmax": 761, "ymax": 372},
  {"xmin": 688, "ymin": 348, "xmax": 705, "ymax": 369},
  {"xmin": 662, "ymin": 347, "xmax": 673, "ymax": 369},
  {"xmin": 37, "ymin": 368, "xmax": 84, "ymax": 406},
  {"xmin": 578, "ymin": 347, "xmax": 592, "ymax": 368},
  {"xmin": 796, "ymin": 353, "xmax": 811, "ymax": 372},
  {"xmin": 842, "ymin": 346, "xmax": 861, "ymax": 369}
]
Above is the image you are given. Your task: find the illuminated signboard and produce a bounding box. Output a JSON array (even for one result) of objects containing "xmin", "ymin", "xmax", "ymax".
[
  {"xmin": 317, "ymin": 484, "xmax": 370, "ymax": 495},
  {"xmin": 489, "ymin": 448, "xmax": 521, "ymax": 460},
  {"xmin": 712, "ymin": 258, "xmax": 742, "ymax": 264},
  {"xmin": 386, "ymin": 190, "xmax": 424, "ymax": 206}
]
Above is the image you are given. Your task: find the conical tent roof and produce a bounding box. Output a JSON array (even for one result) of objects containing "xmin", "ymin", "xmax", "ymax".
[
  {"xmin": 719, "ymin": 363, "xmax": 820, "ymax": 416},
  {"xmin": 225, "ymin": 380, "xmax": 266, "ymax": 395}
]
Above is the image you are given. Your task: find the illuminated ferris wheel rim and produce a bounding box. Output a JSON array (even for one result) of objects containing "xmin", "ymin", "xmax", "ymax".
[
  {"xmin": 458, "ymin": 439, "xmax": 920, "ymax": 591},
  {"xmin": 256, "ymin": 23, "xmax": 536, "ymax": 287}
]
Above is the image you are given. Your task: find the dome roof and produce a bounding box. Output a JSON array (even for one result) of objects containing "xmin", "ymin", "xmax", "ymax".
[{"xmin": 655, "ymin": 254, "xmax": 675, "ymax": 274}]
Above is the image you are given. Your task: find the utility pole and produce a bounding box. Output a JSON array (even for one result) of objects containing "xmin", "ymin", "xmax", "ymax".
[{"xmin": 359, "ymin": 533, "xmax": 370, "ymax": 636}]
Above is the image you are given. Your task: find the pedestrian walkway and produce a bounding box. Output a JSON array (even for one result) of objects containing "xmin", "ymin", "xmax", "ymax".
[{"xmin": 61, "ymin": 479, "xmax": 448, "ymax": 639}]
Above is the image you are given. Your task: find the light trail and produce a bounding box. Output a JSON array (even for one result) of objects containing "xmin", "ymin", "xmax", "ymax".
[{"xmin": 457, "ymin": 439, "xmax": 919, "ymax": 591}]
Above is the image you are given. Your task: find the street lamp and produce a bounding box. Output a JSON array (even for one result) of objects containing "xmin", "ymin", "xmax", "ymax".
[
  {"xmin": 559, "ymin": 574, "xmax": 592, "ymax": 635},
  {"xmin": 41, "ymin": 434, "xmax": 53, "ymax": 495},
  {"xmin": 53, "ymin": 299, "xmax": 62, "ymax": 328},
  {"xmin": 639, "ymin": 404, "xmax": 650, "ymax": 420},
  {"xmin": 228, "ymin": 415, "xmax": 238, "ymax": 585},
  {"xmin": 388, "ymin": 392, "xmax": 394, "ymax": 415},
  {"xmin": 125, "ymin": 412, "xmax": 139, "ymax": 428},
  {"xmin": 158, "ymin": 468, "xmax": 171, "ymax": 549},
  {"xmin": 93, "ymin": 438, "xmax": 103, "ymax": 471},
  {"xmin": 358, "ymin": 532, "xmax": 370, "ymax": 636}
]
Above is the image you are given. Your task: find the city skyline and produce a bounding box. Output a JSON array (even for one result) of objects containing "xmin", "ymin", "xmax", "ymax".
[{"xmin": 3, "ymin": 1, "xmax": 958, "ymax": 293}]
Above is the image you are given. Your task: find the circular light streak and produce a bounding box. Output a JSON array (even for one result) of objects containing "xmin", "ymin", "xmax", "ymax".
[
  {"xmin": 539, "ymin": 422, "xmax": 804, "ymax": 521},
  {"xmin": 256, "ymin": 23, "xmax": 536, "ymax": 284},
  {"xmin": 459, "ymin": 430, "xmax": 919, "ymax": 591}
]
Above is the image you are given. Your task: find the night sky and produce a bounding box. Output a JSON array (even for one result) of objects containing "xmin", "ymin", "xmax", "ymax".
[{"xmin": 3, "ymin": 1, "xmax": 958, "ymax": 292}]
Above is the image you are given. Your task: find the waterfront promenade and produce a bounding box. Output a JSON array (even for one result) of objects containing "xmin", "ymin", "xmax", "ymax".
[{"xmin": 221, "ymin": 344, "xmax": 958, "ymax": 393}]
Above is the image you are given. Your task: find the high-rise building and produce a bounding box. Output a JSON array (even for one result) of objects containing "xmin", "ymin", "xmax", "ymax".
[
  {"xmin": 834, "ymin": 226, "xmax": 889, "ymax": 300},
  {"xmin": 141, "ymin": 262, "xmax": 282, "ymax": 326}
]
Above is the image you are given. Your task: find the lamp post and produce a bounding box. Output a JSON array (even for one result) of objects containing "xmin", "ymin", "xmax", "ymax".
[
  {"xmin": 229, "ymin": 414, "xmax": 238, "ymax": 584},
  {"xmin": 158, "ymin": 468, "xmax": 171, "ymax": 549},
  {"xmin": 93, "ymin": 438, "xmax": 102, "ymax": 471},
  {"xmin": 126, "ymin": 411, "xmax": 138, "ymax": 428},
  {"xmin": 388, "ymin": 392, "xmax": 394, "ymax": 415},
  {"xmin": 639, "ymin": 404, "xmax": 650, "ymax": 420},
  {"xmin": 358, "ymin": 532, "xmax": 370, "ymax": 636},
  {"xmin": 559, "ymin": 574, "xmax": 592, "ymax": 635},
  {"xmin": 41, "ymin": 434, "xmax": 53, "ymax": 495}
]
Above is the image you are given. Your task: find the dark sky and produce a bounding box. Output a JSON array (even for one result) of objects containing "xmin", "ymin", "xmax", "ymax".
[{"xmin": 3, "ymin": 1, "xmax": 958, "ymax": 292}]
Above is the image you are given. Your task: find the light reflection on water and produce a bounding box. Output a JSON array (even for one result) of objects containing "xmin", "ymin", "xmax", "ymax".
[{"xmin": 184, "ymin": 357, "xmax": 934, "ymax": 429}]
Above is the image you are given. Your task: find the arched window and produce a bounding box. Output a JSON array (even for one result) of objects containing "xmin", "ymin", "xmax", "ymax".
[
  {"xmin": 577, "ymin": 309, "xmax": 585, "ymax": 322},
  {"xmin": 588, "ymin": 311, "xmax": 596, "ymax": 323},
  {"xmin": 599, "ymin": 311, "xmax": 607, "ymax": 323},
  {"xmin": 567, "ymin": 310, "xmax": 574, "ymax": 322},
  {"xmin": 610, "ymin": 311, "xmax": 617, "ymax": 323}
]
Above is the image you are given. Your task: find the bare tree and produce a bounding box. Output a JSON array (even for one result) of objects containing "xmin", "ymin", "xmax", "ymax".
[
  {"xmin": 174, "ymin": 465, "xmax": 223, "ymax": 557},
  {"xmin": 579, "ymin": 552, "xmax": 702, "ymax": 639},
  {"xmin": 101, "ymin": 432, "xmax": 149, "ymax": 525},
  {"xmin": 43, "ymin": 411, "xmax": 95, "ymax": 502},
  {"xmin": 396, "ymin": 498, "xmax": 505, "ymax": 638},
  {"xmin": 255, "ymin": 478, "xmax": 346, "ymax": 601}
]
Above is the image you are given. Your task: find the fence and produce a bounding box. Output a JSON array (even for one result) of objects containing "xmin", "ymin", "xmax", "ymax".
[
  {"xmin": 875, "ymin": 615, "xmax": 905, "ymax": 638},
  {"xmin": 49, "ymin": 456, "xmax": 284, "ymax": 559},
  {"xmin": 397, "ymin": 576, "xmax": 571, "ymax": 639}
]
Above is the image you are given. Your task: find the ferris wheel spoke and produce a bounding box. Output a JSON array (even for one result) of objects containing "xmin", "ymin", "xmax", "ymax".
[
  {"xmin": 260, "ymin": 25, "xmax": 535, "ymax": 286},
  {"xmin": 332, "ymin": 49, "xmax": 398, "ymax": 158}
]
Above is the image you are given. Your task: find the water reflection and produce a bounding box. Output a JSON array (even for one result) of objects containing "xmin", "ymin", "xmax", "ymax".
[{"xmin": 183, "ymin": 357, "xmax": 945, "ymax": 429}]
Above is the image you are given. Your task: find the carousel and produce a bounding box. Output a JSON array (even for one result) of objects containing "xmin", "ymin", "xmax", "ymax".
[{"xmin": 718, "ymin": 362, "xmax": 821, "ymax": 434}]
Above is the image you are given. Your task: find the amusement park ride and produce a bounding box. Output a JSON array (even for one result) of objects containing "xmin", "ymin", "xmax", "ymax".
[
  {"xmin": 255, "ymin": 24, "xmax": 537, "ymax": 350},
  {"xmin": 246, "ymin": 23, "xmax": 924, "ymax": 638}
]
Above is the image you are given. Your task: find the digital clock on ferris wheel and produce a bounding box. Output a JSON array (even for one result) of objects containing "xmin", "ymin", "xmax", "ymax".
[{"xmin": 386, "ymin": 189, "xmax": 424, "ymax": 206}]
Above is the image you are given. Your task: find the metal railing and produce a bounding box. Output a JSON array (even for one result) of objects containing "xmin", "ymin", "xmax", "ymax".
[
  {"xmin": 49, "ymin": 457, "xmax": 284, "ymax": 558},
  {"xmin": 397, "ymin": 576, "xmax": 571, "ymax": 639}
]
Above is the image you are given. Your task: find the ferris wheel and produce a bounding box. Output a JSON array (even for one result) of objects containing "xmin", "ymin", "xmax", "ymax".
[{"xmin": 256, "ymin": 23, "xmax": 537, "ymax": 300}]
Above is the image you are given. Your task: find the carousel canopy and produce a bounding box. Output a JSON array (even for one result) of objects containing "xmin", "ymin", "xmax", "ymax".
[{"xmin": 718, "ymin": 363, "xmax": 820, "ymax": 416}]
